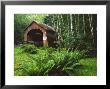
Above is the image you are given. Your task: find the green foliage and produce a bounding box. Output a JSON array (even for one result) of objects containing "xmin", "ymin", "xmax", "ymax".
[
  {"xmin": 72, "ymin": 58, "xmax": 97, "ymax": 76},
  {"xmin": 21, "ymin": 44, "xmax": 37, "ymax": 54},
  {"xmin": 44, "ymin": 14, "xmax": 97, "ymax": 54},
  {"xmin": 14, "ymin": 45, "xmax": 88, "ymax": 76}
]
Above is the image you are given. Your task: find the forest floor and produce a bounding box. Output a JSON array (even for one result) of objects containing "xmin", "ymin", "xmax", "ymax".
[
  {"xmin": 14, "ymin": 46, "xmax": 97, "ymax": 76},
  {"xmin": 72, "ymin": 58, "xmax": 97, "ymax": 76}
]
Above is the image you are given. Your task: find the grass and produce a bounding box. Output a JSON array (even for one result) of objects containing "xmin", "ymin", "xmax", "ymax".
[
  {"xmin": 73, "ymin": 58, "xmax": 97, "ymax": 76},
  {"xmin": 14, "ymin": 45, "xmax": 97, "ymax": 76}
]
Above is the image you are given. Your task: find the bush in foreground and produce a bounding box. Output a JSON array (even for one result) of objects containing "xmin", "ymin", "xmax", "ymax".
[{"xmin": 14, "ymin": 44, "xmax": 90, "ymax": 76}]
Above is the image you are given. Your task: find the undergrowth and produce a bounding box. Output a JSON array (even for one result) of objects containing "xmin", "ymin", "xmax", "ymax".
[{"xmin": 14, "ymin": 44, "xmax": 96, "ymax": 76}]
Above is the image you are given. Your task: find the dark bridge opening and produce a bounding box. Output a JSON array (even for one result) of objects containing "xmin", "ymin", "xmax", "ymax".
[{"xmin": 27, "ymin": 29, "xmax": 43, "ymax": 46}]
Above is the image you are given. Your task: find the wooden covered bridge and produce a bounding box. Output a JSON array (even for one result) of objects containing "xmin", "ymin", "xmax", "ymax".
[{"xmin": 24, "ymin": 21, "xmax": 58, "ymax": 47}]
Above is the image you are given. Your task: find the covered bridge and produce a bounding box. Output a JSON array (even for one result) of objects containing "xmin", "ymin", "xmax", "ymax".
[{"xmin": 24, "ymin": 21, "xmax": 58, "ymax": 47}]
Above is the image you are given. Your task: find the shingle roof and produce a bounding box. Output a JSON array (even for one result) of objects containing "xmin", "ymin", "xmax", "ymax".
[{"xmin": 24, "ymin": 21, "xmax": 55, "ymax": 32}]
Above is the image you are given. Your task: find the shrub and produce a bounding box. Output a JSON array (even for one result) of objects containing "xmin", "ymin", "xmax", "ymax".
[
  {"xmin": 14, "ymin": 47, "xmax": 87, "ymax": 76},
  {"xmin": 21, "ymin": 44, "xmax": 37, "ymax": 54}
]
